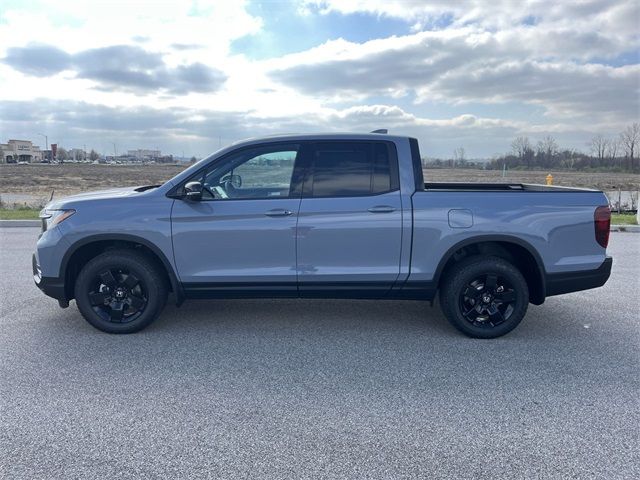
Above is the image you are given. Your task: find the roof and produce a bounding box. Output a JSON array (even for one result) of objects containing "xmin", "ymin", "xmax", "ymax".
[{"xmin": 230, "ymin": 132, "xmax": 409, "ymax": 148}]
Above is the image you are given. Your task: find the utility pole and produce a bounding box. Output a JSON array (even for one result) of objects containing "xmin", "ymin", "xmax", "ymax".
[{"xmin": 113, "ymin": 142, "xmax": 117, "ymax": 159}]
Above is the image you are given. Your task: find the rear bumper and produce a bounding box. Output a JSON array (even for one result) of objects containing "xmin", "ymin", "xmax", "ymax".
[
  {"xmin": 33, "ymin": 253, "xmax": 67, "ymax": 301},
  {"xmin": 545, "ymin": 256, "xmax": 612, "ymax": 297}
]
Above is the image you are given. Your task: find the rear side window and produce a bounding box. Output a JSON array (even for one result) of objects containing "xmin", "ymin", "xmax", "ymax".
[{"xmin": 306, "ymin": 141, "xmax": 399, "ymax": 197}]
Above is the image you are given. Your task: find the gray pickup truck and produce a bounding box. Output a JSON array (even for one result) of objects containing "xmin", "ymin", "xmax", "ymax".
[{"xmin": 33, "ymin": 133, "xmax": 612, "ymax": 338}]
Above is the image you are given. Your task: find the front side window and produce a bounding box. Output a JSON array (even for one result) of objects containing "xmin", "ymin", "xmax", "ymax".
[
  {"xmin": 307, "ymin": 142, "xmax": 398, "ymax": 197},
  {"xmin": 196, "ymin": 144, "xmax": 299, "ymax": 200}
]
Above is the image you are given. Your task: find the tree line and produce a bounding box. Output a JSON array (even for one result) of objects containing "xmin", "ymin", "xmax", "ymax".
[
  {"xmin": 47, "ymin": 147, "xmax": 105, "ymax": 161},
  {"xmin": 426, "ymin": 123, "xmax": 640, "ymax": 172}
]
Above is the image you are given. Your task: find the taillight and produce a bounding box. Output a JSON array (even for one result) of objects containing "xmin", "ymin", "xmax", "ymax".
[{"xmin": 594, "ymin": 206, "xmax": 610, "ymax": 248}]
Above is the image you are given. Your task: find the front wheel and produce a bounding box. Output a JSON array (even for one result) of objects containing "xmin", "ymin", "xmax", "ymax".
[
  {"xmin": 74, "ymin": 250, "xmax": 168, "ymax": 333},
  {"xmin": 439, "ymin": 256, "xmax": 529, "ymax": 338}
]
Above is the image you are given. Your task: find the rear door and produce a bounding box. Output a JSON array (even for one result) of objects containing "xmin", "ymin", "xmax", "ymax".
[{"xmin": 296, "ymin": 141, "xmax": 403, "ymax": 297}]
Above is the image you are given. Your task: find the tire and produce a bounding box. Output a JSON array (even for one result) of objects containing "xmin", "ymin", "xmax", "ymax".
[
  {"xmin": 74, "ymin": 249, "xmax": 168, "ymax": 333},
  {"xmin": 439, "ymin": 256, "xmax": 529, "ymax": 339}
]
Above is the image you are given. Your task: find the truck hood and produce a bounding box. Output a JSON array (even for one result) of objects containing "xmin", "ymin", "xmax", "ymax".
[{"xmin": 45, "ymin": 185, "xmax": 158, "ymax": 209}]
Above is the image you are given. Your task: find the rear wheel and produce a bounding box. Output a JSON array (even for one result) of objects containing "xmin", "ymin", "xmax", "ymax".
[
  {"xmin": 440, "ymin": 256, "xmax": 529, "ymax": 338},
  {"xmin": 74, "ymin": 250, "xmax": 167, "ymax": 333}
]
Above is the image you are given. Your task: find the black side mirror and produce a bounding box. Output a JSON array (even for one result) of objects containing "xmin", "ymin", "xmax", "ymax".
[{"xmin": 184, "ymin": 181, "xmax": 203, "ymax": 201}]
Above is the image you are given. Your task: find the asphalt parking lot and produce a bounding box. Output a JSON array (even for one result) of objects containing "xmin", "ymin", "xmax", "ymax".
[{"xmin": 1, "ymin": 228, "xmax": 638, "ymax": 479}]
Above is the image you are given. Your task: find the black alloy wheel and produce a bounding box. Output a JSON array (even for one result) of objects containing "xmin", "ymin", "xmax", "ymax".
[
  {"xmin": 440, "ymin": 256, "xmax": 529, "ymax": 338},
  {"xmin": 88, "ymin": 268, "xmax": 148, "ymax": 323},
  {"xmin": 459, "ymin": 273, "xmax": 517, "ymax": 328},
  {"xmin": 74, "ymin": 250, "xmax": 168, "ymax": 333}
]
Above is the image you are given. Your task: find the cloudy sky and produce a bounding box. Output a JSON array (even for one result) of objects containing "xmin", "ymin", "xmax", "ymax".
[{"xmin": 0, "ymin": 0, "xmax": 638, "ymax": 158}]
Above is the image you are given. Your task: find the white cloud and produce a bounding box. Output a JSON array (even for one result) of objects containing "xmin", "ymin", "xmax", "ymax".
[
  {"xmin": 302, "ymin": 0, "xmax": 639, "ymax": 37},
  {"xmin": 3, "ymin": 44, "xmax": 228, "ymax": 94},
  {"xmin": 267, "ymin": 19, "xmax": 639, "ymax": 125},
  {"xmin": 2, "ymin": 98, "xmax": 606, "ymax": 158},
  {"xmin": 0, "ymin": 0, "xmax": 638, "ymax": 157}
]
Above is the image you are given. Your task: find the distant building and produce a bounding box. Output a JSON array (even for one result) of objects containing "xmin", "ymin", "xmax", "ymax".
[
  {"xmin": 127, "ymin": 149, "xmax": 161, "ymax": 160},
  {"xmin": 68, "ymin": 148, "xmax": 86, "ymax": 161},
  {"xmin": 0, "ymin": 140, "xmax": 43, "ymax": 163}
]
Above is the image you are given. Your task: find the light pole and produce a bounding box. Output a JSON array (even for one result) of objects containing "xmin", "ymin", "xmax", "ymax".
[{"xmin": 36, "ymin": 133, "xmax": 48, "ymax": 162}]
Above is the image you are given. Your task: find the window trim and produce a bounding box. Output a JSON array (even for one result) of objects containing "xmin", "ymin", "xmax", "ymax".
[{"xmin": 301, "ymin": 140, "xmax": 400, "ymax": 199}]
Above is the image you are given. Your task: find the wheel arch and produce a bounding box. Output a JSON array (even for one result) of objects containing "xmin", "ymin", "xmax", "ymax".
[
  {"xmin": 61, "ymin": 234, "xmax": 183, "ymax": 305},
  {"xmin": 434, "ymin": 235, "xmax": 546, "ymax": 305}
]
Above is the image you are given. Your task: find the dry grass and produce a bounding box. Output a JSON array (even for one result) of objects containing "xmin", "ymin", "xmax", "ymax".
[
  {"xmin": 0, "ymin": 163, "xmax": 638, "ymax": 203},
  {"xmin": 0, "ymin": 163, "xmax": 186, "ymax": 198}
]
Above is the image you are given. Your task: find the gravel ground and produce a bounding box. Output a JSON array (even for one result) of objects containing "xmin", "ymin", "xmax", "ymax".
[{"xmin": 0, "ymin": 228, "xmax": 638, "ymax": 479}]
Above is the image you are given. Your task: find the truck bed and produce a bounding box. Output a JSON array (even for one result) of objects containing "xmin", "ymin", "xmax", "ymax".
[{"xmin": 423, "ymin": 182, "xmax": 601, "ymax": 193}]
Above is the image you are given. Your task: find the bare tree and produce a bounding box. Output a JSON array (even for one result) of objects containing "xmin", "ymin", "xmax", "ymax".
[
  {"xmin": 589, "ymin": 134, "xmax": 609, "ymax": 160},
  {"xmin": 57, "ymin": 147, "xmax": 68, "ymax": 160},
  {"xmin": 453, "ymin": 147, "xmax": 466, "ymax": 165},
  {"xmin": 606, "ymin": 138, "xmax": 619, "ymax": 160},
  {"xmin": 536, "ymin": 135, "xmax": 559, "ymax": 166},
  {"xmin": 629, "ymin": 191, "xmax": 638, "ymax": 212},
  {"xmin": 539, "ymin": 135, "xmax": 558, "ymax": 157},
  {"xmin": 512, "ymin": 136, "xmax": 535, "ymax": 168},
  {"xmin": 561, "ymin": 148, "xmax": 578, "ymax": 170},
  {"xmin": 562, "ymin": 156, "xmax": 576, "ymax": 170},
  {"xmin": 511, "ymin": 136, "xmax": 532, "ymax": 158},
  {"xmin": 532, "ymin": 135, "xmax": 557, "ymax": 169},
  {"xmin": 620, "ymin": 123, "xmax": 640, "ymax": 159}
]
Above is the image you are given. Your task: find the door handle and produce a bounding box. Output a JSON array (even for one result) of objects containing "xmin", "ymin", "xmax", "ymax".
[
  {"xmin": 368, "ymin": 205, "xmax": 396, "ymax": 213},
  {"xmin": 264, "ymin": 209, "xmax": 293, "ymax": 217}
]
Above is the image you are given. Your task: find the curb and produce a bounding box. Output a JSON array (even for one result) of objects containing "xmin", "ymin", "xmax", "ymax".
[
  {"xmin": 0, "ymin": 220, "xmax": 40, "ymax": 227},
  {"xmin": 610, "ymin": 225, "xmax": 640, "ymax": 233},
  {"xmin": 1, "ymin": 220, "xmax": 639, "ymax": 232}
]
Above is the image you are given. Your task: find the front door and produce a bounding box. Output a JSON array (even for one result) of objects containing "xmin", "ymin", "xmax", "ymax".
[
  {"xmin": 171, "ymin": 143, "xmax": 303, "ymax": 296},
  {"xmin": 296, "ymin": 141, "xmax": 403, "ymax": 297}
]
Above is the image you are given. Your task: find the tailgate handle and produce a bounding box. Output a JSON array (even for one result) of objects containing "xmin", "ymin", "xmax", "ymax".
[
  {"xmin": 264, "ymin": 209, "xmax": 293, "ymax": 217},
  {"xmin": 368, "ymin": 205, "xmax": 395, "ymax": 213}
]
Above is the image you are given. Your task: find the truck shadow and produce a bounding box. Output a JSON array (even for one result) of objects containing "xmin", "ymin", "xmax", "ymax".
[{"xmin": 154, "ymin": 297, "xmax": 455, "ymax": 337}]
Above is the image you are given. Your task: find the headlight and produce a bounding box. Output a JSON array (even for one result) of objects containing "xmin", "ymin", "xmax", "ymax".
[{"xmin": 39, "ymin": 208, "xmax": 76, "ymax": 231}]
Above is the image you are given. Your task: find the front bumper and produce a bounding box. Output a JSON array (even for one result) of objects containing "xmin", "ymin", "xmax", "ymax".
[
  {"xmin": 33, "ymin": 253, "xmax": 67, "ymax": 302},
  {"xmin": 545, "ymin": 256, "xmax": 613, "ymax": 297}
]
